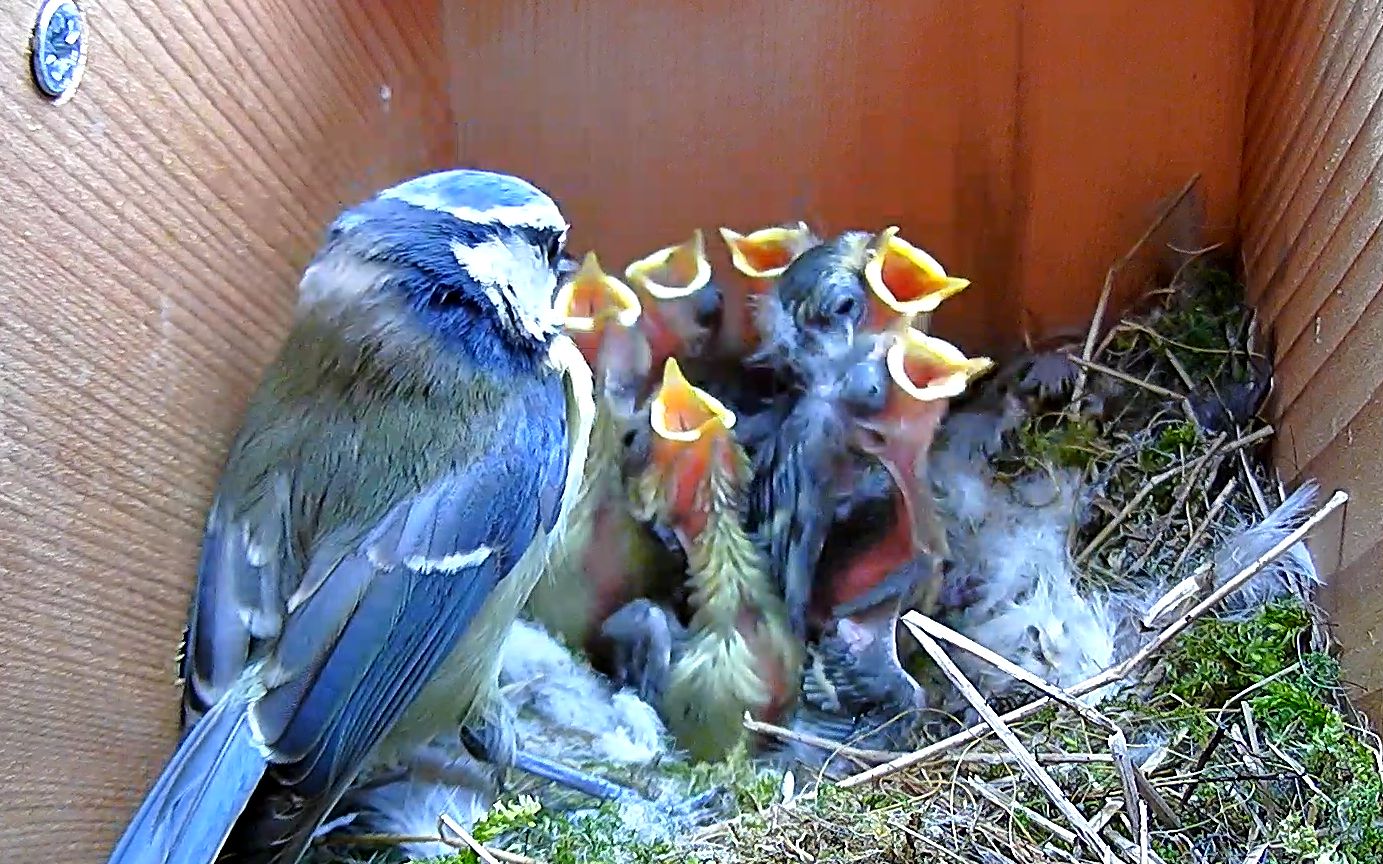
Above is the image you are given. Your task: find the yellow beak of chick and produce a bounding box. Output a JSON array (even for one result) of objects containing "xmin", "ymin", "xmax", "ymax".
[
  {"xmin": 864, "ymin": 226, "xmax": 972, "ymax": 327},
  {"xmin": 719, "ymin": 222, "xmax": 816, "ymax": 279},
  {"xmin": 650, "ymin": 357, "xmax": 736, "ymax": 443},
  {"xmin": 886, "ymin": 328, "xmax": 995, "ymax": 402},
  {"xmin": 625, "ymin": 230, "xmax": 713, "ymax": 301},
  {"xmin": 555, "ymin": 251, "xmax": 642, "ymax": 332}
]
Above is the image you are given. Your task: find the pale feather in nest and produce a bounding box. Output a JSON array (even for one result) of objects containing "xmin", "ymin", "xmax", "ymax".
[
  {"xmin": 929, "ymin": 416, "xmax": 1118, "ymax": 715},
  {"xmin": 498, "ymin": 618, "xmax": 667, "ymax": 766},
  {"xmin": 925, "ymin": 399, "xmax": 1325, "ymax": 721},
  {"xmin": 324, "ymin": 619, "xmax": 669, "ymax": 860}
]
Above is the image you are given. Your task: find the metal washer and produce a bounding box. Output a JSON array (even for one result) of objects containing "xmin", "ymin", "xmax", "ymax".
[{"xmin": 31, "ymin": 0, "xmax": 87, "ymax": 104}]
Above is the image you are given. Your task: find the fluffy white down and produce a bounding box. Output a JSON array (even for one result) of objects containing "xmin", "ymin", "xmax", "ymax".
[
  {"xmin": 927, "ymin": 405, "xmax": 1324, "ymax": 719},
  {"xmin": 930, "ymin": 415, "xmax": 1117, "ymax": 714},
  {"xmin": 497, "ymin": 618, "xmax": 667, "ymax": 765},
  {"xmin": 336, "ymin": 619, "xmax": 667, "ymax": 860}
]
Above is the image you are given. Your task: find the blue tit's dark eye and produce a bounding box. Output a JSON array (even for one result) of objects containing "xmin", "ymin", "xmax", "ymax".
[
  {"xmin": 428, "ymin": 287, "xmax": 467, "ymax": 310},
  {"xmin": 832, "ymin": 295, "xmax": 858, "ymax": 319},
  {"xmin": 544, "ymin": 235, "xmax": 562, "ymax": 266}
]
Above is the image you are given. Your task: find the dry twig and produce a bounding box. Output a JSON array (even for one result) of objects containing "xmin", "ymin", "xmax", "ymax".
[
  {"xmin": 907, "ymin": 625, "xmax": 1123, "ymax": 863},
  {"xmin": 1068, "ymin": 175, "xmax": 1202, "ymax": 410},
  {"xmin": 440, "ymin": 814, "xmax": 504, "ymax": 864},
  {"xmin": 843, "ymin": 488, "xmax": 1347, "ymax": 791}
]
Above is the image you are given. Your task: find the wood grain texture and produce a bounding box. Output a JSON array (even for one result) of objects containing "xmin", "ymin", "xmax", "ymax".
[
  {"xmin": 0, "ymin": 0, "xmax": 454, "ymax": 857},
  {"xmin": 445, "ymin": 0, "xmax": 1250, "ymax": 358},
  {"xmin": 1241, "ymin": 0, "xmax": 1383, "ymax": 718}
]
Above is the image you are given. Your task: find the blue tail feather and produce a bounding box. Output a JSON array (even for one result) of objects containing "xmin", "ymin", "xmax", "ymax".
[{"xmin": 106, "ymin": 685, "xmax": 267, "ymax": 864}]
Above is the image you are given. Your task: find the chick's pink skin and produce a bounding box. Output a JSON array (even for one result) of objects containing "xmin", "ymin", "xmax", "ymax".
[{"xmin": 558, "ymin": 288, "xmax": 657, "ymax": 655}]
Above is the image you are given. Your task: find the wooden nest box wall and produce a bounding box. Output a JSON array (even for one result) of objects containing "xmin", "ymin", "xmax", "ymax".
[{"xmin": 0, "ymin": 1, "xmax": 1375, "ymax": 858}]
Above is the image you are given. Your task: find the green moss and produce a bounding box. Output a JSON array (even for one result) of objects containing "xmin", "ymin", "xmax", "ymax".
[
  {"xmin": 1250, "ymin": 667, "xmax": 1383, "ymax": 857},
  {"xmin": 427, "ymin": 798, "xmax": 686, "ymax": 864},
  {"xmin": 1154, "ymin": 264, "xmax": 1250, "ymax": 380},
  {"xmin": 655, "ymin": 742, "xmax": 780, "ymax": 813},
  {"xmin": 1138, "ymin": 600, "xmax": 1383, "ymax": 861},
  {"xmin": 1002, "ymin": 413, "xmax": 1103, "ymax": 474},
  {"xmin": 517, "ymin": 802, "xmax": 685, "ymax": 864},
  {"xmin": 1161, "ymin": 600, "xmax": 1308, "ymax": 704}
]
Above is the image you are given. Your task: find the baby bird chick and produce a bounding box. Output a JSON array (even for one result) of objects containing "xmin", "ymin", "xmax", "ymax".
[
  {"xmin": 797, "ymin": 332, "xmax": 992, "ymax": 747},
  {"xmin": 773, "ymin": 553, "xmax": 941, "ymax": 778},
  {"xmin": 599, "ymin": 597, "xmax": 686, "ymax": 710},
  {"xmin": 862, "ymin": 226, "xmax": 971, "ymax": 333},
  {"xmin": 626, "ymin": 359, "xmax": 801, "ymax": 762},
  {"xmin": 718, "ymin": 222, "xmax": 820, "ymax": 355},
  {"xmin": 843, "ymin": 329, "xmax": 995, "ymax": 614},
  {"xmin": 721, "ymin": 221, "xmax": 820, "ymax": 281},
  {"xmin": 745, "ymin": 336, "xmax": 894, "ymax": 640},
  {"xmin": 526, "ymin": 253, "xmax": 666, "ymax": 659},
  {"xmin": 555, "ymin": 251, "xmax": 643, "ymax": 369},
  {"xmin": 625, "ymin": 230, "xmax": 724, "ymax": 376},
  {"xmin": 751, "ymin": 227, "xmax": 972, "ymax": 378}
]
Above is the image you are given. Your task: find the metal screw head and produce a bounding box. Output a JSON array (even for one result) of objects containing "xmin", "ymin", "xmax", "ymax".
[{"xmin": 31, "ymin": 0, "xmax": 86, "ymax": 104}]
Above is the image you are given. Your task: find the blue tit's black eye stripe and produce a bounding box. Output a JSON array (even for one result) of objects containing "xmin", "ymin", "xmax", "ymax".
[{"xmin": 537, "ymin": 229, "xmax": 563, "ymax": 268}]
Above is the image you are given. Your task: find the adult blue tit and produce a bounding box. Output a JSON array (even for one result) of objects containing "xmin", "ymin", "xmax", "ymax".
[{"xmin": 106, "ymin": 169, "xmax": 595, "ymax": 864}]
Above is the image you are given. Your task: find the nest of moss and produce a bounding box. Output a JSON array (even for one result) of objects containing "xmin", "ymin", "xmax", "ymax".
[{"xmin": 319, "ymin": 189, "xmax": 1382, "ymax": 864}]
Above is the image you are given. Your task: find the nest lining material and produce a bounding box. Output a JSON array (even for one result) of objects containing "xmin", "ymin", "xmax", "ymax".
[{"xmin": 316, "ymin": 182, "xmax": 1381, "ymax": 864}]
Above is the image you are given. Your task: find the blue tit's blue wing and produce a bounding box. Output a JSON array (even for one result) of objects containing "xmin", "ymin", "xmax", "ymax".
[
  {"xmin": 181, "ymin": 470, "xmax": 297, "ymax": 728},
  {"xmin": 181, "ymin": 372, "xmax": 573, "ymax": 802},
  {"xmin": 253, "ymin": 381, "xmax": 572, "ymax": 797}
]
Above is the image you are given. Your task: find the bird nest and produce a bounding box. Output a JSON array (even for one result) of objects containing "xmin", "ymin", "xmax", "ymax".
[{"xmin": 318, "ymin": 182, "xmax": 1382, "ymax": 864}]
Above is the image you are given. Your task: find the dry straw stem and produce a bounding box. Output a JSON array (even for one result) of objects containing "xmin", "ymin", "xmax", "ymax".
[
  {"xmin": 903, "ymin": 613, "xmax": 1178, "ymax": 835},
  {"xmin": 438, "ymin": 814, "xmax": 507, "ymax": 864},
  {"xmin": 1125, "ymin": 439, "xmax": 1227, "ymax": 576},
  {"xmin": 907, "ymin": 623, "xmax": 1123, "ymax": 863},
  {"xmin": 742, "ymin": 714, "xmax": 898, "ymax": 765},
  {"xmin": 962, "ymin": 776, "xmax": 1077, "ymax": 844},
  {"xmin": 841, "ymin": 487, "xmax": 1348, "ymax": 790},
  {"xmin": 1076, "ymin": 425, "xmax": 1272, "ymax": 564},
  {"xmin": 1167, "ymin": 477, "xmax": 1238, "ymax": 581},
  {"xmin": 1065, "ymin": 354, "xmax": 1199, "ymax": 424},
  {"xmin": 1068, "ymin": 174, "xmax": 1202, "ymax": 411},
  {"xmin": 324, "ymin": 824, "xmax": 538, "ymax": 864}
]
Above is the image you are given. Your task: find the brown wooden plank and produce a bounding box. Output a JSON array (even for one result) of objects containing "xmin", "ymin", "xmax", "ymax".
[
  {"xmin": 445, "ymin": 0, "xmax": 1250, "ymax": 357},
  {"xmin": 1242, "ymin": 0, "xmax": 1383, "ymax": 724},
  {"xmin": 1252, "ymin": 17, "xmax": 1383, "ymax": 328},
  {"xmin": 0, "ymin": 1, "xmax": 454, "ymax": 857}
]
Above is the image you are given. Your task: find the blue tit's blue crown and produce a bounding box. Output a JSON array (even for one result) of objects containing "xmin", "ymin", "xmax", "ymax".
[
  {"xmin": 320, "ymin": 169, "xmax": 571, "ymax": 371},
  {"xmin": 379, "ymin": 169, "xmax": 568, "ymax": 234}
]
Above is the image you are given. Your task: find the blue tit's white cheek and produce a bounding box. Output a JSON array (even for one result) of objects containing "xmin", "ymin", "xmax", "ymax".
[{"xmin": 450, "ymin": 237, "xmax": 559, "ymax": 342}]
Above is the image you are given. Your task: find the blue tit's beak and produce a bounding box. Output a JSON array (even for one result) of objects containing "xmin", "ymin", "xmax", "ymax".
[
  {"xmin": 863, "ymin": 227, "xmax": 971, "ymax": 331},
  {"xmin": 646, "ymin": 357, "xmax": 737, "ymax": 544},
  {"xmin": 625, "ymin": 231, "xmax": 719, "ymax": 362},
  {"xmin": 719, "ymin": 222, "xmax": 816, "ymax": 282}
]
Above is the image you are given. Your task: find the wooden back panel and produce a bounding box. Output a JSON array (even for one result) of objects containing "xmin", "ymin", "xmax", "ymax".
[{"xmin": 0, "ymin": 1, "xmax": 453, "ymax": 856}]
